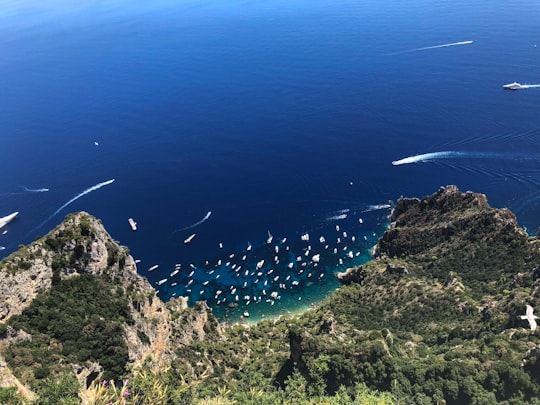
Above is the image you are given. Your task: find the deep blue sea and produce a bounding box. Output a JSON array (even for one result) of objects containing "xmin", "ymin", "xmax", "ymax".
[{"xmin": 2, "ymin": 0, "xmax": 540, "ymax": 321}]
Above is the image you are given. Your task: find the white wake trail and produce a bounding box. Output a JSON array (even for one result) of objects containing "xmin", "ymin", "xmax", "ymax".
[
  {"xmin": 392, "ymin": 150, "xmax": 540, "ymax": 166},
  {"xmin": 32, "ymin": 179, "xmax": 115, "ymax": 232},
  {"xmin": 363, "ymin": 204, "xmax": 392, "ymax": 212},
  {"xmin": 326, "ymin": 213, "xmax": 348, "ymax": 221},
  {"xmin": 519, "ymin": 84, "xmax": 540, "ymax": 89},
  {"xmin": 22, "ymin": 186, "xmax": 50, "ymax": 193},
  {"xmin": 174, "ymin": 211, "xmax": 212, "ymax": 232},
  {"xmin": 389, "ymin": 40, "xmax": 473, "ymax": 55},
  {"xmin": 412, "ymin": 40, "xmax": 473, "ymax": 51},
  {"xmin": 392, "ymin": 151, "xmax": 468, "ymax": 165}
]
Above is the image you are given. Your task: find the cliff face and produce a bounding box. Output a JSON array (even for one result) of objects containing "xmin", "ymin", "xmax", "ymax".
[
  {"xmin": 288, "ymin": 186, "xmax": 540, "ymax": 403},
  {"xmin": 375, "ymin": 185, "xmax": 540, "ymax": 291},
  {"xmin": 2, "ymin": 187, "xmax": 540, "ymax": 405},
  {"xmin": 0, "ymin": 212, "xmax": 222, "ymax": 390}
]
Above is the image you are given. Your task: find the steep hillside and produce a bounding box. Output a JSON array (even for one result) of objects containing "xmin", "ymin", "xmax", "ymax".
[
  {"xmin": 1, "ymin": 186, "xmax": 540, "ymax": 404},
  {"xmin": 0, "ymin": 212, "xmax": 220, "ymax": 398},
  {"xmin": 287, "ymin": 186, "xmax": 540, "ymax": 404}
]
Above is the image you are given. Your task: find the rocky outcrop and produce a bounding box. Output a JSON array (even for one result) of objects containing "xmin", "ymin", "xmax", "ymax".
[
  {"xmin": 336, "ymin": 266, "xmax": 365, "ymax": 285},
  {"xmin": 374, "ymin": 185, "xmax": 540, "ymax": 286},
  {"xmin": 377, "ymin": 185, "xmax": 514, "ymax": 258},
  {"xmin": 0, "ymin": 212, "xmax": 222, "ymax": 389},
  {"xmin": 0, "ymin": 252, "xmax": 52, "ymax": 322}
]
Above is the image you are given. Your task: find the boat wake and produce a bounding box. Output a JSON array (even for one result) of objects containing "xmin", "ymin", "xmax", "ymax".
[
  {"xmin": 388, "ymin": 40, "xmax": 473, "ymax": 55},
  {"xmin": 325, "ymin": 203, "xmax": 391, "ymax": 221},
  {"xmin": 30, "ymin": 179, "xmax": 115, "ymax": 234},
  {"xmin": 22, "ymin": 186, "xmax": 49, "ymax": 193},
  {"xmin": 392, "ymin": 151, "xmax": 469, "ymax": 165},
  {"xmin": 391, "ymin": 151, "xmax": 540, "ymax": 166},
  {"xmin": 326, "ymin": 213, "xmax": 348, "ymax": 221},
  {"xmin": 363, "ymin": 204, "xmax": 392, "ymax": 212},
  {"xmin": 174, "ymin": 211, "xmax": 212, "ymax": 232}
]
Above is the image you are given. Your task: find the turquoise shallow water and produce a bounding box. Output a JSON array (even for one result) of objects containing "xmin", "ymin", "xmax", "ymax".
[{"xmin": 1, "ymin": 0, "xmax": 540, "ymax": 320}]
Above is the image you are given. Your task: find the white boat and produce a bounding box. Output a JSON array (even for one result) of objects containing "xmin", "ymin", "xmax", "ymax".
[
  {"xmin": 148, "ymin": 264, "xmax": 159, "ymax": 272},
  {"xmin": 128, "ymin": 218, "xmax": 137, "ymax": 231},
  {"xmin": 156, "ymin": 278, "xmax": 168, "ymax": 286},
  {"xmin": 503, "ymin": 82, "xmax": 524, "ymax": 90},
  {"xmin": 0, "ymin": 212, "xmax": 18, "ymax": 229},
  {"xmin": 184, "ymin": 233, "xmax": 196, "ymax": 244}
]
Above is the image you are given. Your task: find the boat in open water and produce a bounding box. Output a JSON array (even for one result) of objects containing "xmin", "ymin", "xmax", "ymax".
[
  {"xmin": 503, "ymin": 82, "xmax": 524, "ymax": 90},
  {"xmin": 0, "ymin": 212, "xmax": 18, "ymax": 229}
]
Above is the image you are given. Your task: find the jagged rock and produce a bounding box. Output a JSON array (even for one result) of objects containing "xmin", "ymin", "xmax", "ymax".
[
  {"xmin": 375, "ymin": 185, "xmax": 539, "ymax": 287},
  {"xmin": 444, "ymin": 272, "xmax": 464, "ymax": 292},
  {"xmin": 336, "ymin": 266, "xmax": 364, "ymax": 284},
  {"xmin": 0, "ymin": 260, "xmax": 52, "ymax": 322},
  {"xmin": 0, "ymin": 211, "xmax": 223, "ymax": 389},
  {"xmin": 384, "ymin": 264, "xmax": 408, "ymax": 275},
  {"xmin": 72, "ymin": 362, "xmax": 103, "ymax": 389},
  {"xmin": 3, "ymin": 328, "xmax": 32, "ymax": 346},
  {"xmin": 288, "ymin": 328, "xmax": 310, "ymax": 376},
  {"xmin": 390, "ymin": 197, "xmax": 419, "ymax": 222},
  {"xmin": 168, "ymin": 301, "xmax": 223, "ymax": 346},
  {"xmin": 317, "ymin": 313, "xmax": 335, "ymax": 335}
]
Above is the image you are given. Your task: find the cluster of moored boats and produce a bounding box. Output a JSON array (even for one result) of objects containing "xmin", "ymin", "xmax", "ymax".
[{"xmin": 143, "ymin": 218, "xmax": 379, "ymax": 314}]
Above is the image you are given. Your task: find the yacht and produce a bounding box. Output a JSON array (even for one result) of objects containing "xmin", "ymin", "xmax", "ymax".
[
  {"xmin": 503, "ymin": 82, "xmax": 523, "ymax": 90},
  {"xmin": 128, "ymin": 217, "xmax": 137, "ymax": 231}
]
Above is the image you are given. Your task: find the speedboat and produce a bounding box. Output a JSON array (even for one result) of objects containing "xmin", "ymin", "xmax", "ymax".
[
  {"xmin": 0, "ymin": 212, "xmax": 18, "ymax": 229},
  {"xmin": 503, "ymin": 82, "xmax": 523, "ymax": 90}
]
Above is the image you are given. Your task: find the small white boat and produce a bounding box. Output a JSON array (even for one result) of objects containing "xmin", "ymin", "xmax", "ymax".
[
  {"xmin": 156, "ymin": 278, "xmax": 168, "ymax": 286},
  {"xmin": 128, "ymin": 218, "xmax": 137, "ymax": 231},
  {"xmin": 148, "ymin": 264, "xmax": 159, "ymax": 272},
  {"xmin": 503, "ymin": 82, "xmax": 524, "ymax": 90},
  {"xmin": 184, "ymin": 233, "xmax": 196, "ymax": 244}
]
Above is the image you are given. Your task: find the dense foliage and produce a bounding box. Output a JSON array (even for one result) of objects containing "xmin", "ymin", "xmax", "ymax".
[{"xmin": 6, "ymin": 273, "xmax": 130, "ymax": 383}]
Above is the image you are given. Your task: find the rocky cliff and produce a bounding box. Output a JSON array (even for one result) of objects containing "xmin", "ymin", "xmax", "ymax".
[
  {"xmin": 0, "ymin": 212, "xmax": 222, "ymax": 393},
  {"xmin": 288, "ymin": 186, "xmax": 540, "ymax": 403},
  {"xmin": 2, "ymin": 187, "xmax": 540, "ymax": 404}
]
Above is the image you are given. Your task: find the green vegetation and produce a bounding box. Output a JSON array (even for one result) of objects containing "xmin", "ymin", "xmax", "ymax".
[
  {"xmin": 2, "ymin": 188, "xmax": 540, "ymax": 404},
  {"xmin": 6, "ymin": 273, "xmax": 130, "ymax": 383},
  {"xmin": 82, "ymin": 364, "xmax": 395, "ymax": 404},
  {"xmin": 33, "ymin": 373, "xmax": 80, "ymax": 405}
]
